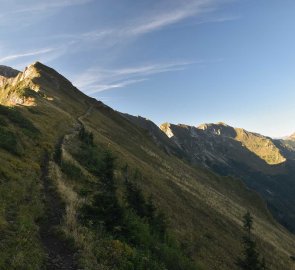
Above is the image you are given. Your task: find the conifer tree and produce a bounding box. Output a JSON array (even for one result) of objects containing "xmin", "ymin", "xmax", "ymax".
[
  {"xmin": 80, "ymin": 149, "xmax": 123, "ymax": 233},
  {"xmin": 237, "ymin": 211, "xmax": 267, "ymax": 270}
]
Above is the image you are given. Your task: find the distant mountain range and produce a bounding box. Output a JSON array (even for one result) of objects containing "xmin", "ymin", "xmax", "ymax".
[
  {"xmin": 125, "ymin": 116, "xmax": 295, "ymax": 233},
  {"xmin": 1, "ymin": 62, "xmax": 295, "ymax": 269}
]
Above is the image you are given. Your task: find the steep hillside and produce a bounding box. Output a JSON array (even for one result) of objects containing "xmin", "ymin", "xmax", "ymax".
[
  {"xmin": 158, "ymin": 122, "xmax": 295, "ymax": 233},
  {"xmin": 121, "ymin": 114, "xmax": 186, "ymax": 159},
  {"xmin": 0, "ymin": 62, "xmax": 294, "ymax": 269}
]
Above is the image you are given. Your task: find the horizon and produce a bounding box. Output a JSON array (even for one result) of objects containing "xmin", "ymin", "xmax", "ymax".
[
  {"xmin": 1, "ymin": 0, "xmax": 295, "ymax": 137},
  {"xmin": 2, "ymin": 60, "xmax": 293, "ymax": 139}
]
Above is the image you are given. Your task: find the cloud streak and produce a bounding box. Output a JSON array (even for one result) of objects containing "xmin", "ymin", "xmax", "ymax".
[
  {"xmin": 78, "ymin": 0, "xmax": 217, "ymax": 43},
  {"xmin": 2, "ymin": 0, "xmax": 93, "ymax": 15},
  {"xmin": 73, "ymin": 61, "xmax": 196, "ymax": 94},
  {"xmin": 0, "ymin": 48, "xmax": 55, "ymax": 63},
  {"xmin": 0, "ymin": 0, "xmax": 234, "ymax": 94},
  {"xmin": 86, "ymin": 79, "xmax": 148, "ymax": 94},
  {"xmin": 0, "ymin": 0, "xmax": 93, "ymax": 27},
  {"xmin": 15, "ymin": 0, "xmax": 92, "ymax": 13},
  {"xmin": 126, "ymin": 1, "xmax": 212, "ymax": 36}
]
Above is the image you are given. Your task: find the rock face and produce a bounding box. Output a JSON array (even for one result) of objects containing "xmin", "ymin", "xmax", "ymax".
[
  {"xmin": 0, "ymin": 62, "xmax": 88, "ymax": 107},
  {"xmin": 0, "ymin": 65, "xmax": 20, "ymax": 78},
  {"xmin": 199, "ymin": 123, "xmax": 286, "ymax": 165},
  {"xmin": 160, "ymin": 122, "xmax": 286, "ymax": 171},
  {"xmin": 0, "ymin": 65, "xmax": 20, "ymax": 88},
  {"xmin": 0, "ymin": 63, "xmax": 40, "ymax": 105}
]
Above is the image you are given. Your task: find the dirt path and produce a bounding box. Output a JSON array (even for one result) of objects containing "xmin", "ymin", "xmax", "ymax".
[
  {"xmin": 39, "ymin": 105, "xmax": 93, "ymax": 269},
  {"xmin": 39, "ymin": 152, "xmax": 78, "ymax": 270},
  {"xmin": 77, "ymin": 105, "xmax": 93, "ymax": 124}
]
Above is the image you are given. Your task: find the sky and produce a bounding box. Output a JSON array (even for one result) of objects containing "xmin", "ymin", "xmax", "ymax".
[{"xmin": 0, "ymin": 0, "xmax": 295, "ymax": 137}]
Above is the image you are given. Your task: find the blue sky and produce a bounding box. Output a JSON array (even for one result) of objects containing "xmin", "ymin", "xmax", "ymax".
[{"xmin": 0, "ymin": 0, "xmax": 294, "ymax": 137}]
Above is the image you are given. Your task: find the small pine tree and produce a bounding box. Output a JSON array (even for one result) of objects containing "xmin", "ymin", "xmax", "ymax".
[
  {"xmin": 123, "ymin": 172, "xmax": 168, "ymax": 241},
  {"xmin": 125, "ymin": 180, "xmax": 147, "ymax": 218},
  {"xmin": 80, "ymin": 149, "xmax": 123, "ymax": 233},
  {"xmin": 237, "ymin": 211, "xmax": 267, "ymax": 270},
  {"xmin": 100, "ymin": 150, "xmax": 116, "ymax": 192}
]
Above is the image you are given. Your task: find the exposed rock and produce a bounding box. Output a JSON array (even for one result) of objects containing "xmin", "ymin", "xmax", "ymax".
[
  {"xmin": 0, "ymin": 65, "xmax": 20, "ymax": 78},
  {"xmin": 160, "ymin": 122, "xmax": 286, "ymax": 169}
]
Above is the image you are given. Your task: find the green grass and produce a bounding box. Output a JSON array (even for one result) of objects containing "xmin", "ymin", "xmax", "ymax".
[
  {"xmin": 0, "ymin": 155, "xmax": 44, "ymax": 270},
  {"xmin": 0, "ymin": 104, "xmax": 39, "ymax": 134},
  {"xmin": 60, "ymin": 134, "xmax": 200, "ymax": 269}
]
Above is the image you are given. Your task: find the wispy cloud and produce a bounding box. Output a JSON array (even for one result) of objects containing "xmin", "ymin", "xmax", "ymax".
[
  {"xmin": 73, "ymin": 61, "xmax": 196, "ymax": 94},
  {"xmin": 62, "ymin": 0, "xmax": 237, "ymax": 54},
  {"xmin": 0, "ymin": 0, "xmax": 93, "ymax": 27},
  {"xmin": 86, "ymin": 79, "xmax": 148, "ymax": 94},
  {"xmin": 125, "ymin": 1, "xmax": 213, "ymax": 36},
  {"xmin": 1, "ymin": 0, "xmax": 235, "ymax": 68},
  {"xmin": 78, "ymin": 0, "xmax": 217, "ymax": 43},
  {"xmin": 0, "ymin": 48, "xmax": 55, "ymax": 63},
  {"xmin": 12, "ymin": 0, "xmax": 93, "ymax": 14},
  {"xmin": 0, "ymin": 0, "xmax": 234, "ymax": 94}
]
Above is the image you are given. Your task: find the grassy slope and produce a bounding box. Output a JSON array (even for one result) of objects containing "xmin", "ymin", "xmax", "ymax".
[
  {"xmin": 83, "ymin": 103, "xmax": 295, "ymax": 269},
  {"xmin": 0, "ymin": 62, "xmax": 294, "ymax": 269}
]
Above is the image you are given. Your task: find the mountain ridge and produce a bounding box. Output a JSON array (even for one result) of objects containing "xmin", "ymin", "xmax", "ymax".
[
  {"xmin": 160, "ymin": 121, "xmax": 287, "ymax": 168},
  {"xmin": 1, "ymin": 62, "xmax": 295, "ymax": 269}
]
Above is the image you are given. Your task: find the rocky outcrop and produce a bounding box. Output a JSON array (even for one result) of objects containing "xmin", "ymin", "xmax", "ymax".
[
  {"xmin": 0, "ymin": 65, "xmax": 20, "ymax": 78},
  {"xmin": 0, "ymin": 65, "xmax": 20, "ymax": 88},
  {"xmin": 159, "ymin": 122, "xmax": 287, "ymax": 170},
  {"xmin": 196, "ymin": 123, "xmax": 286, "ymax": 165}
]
